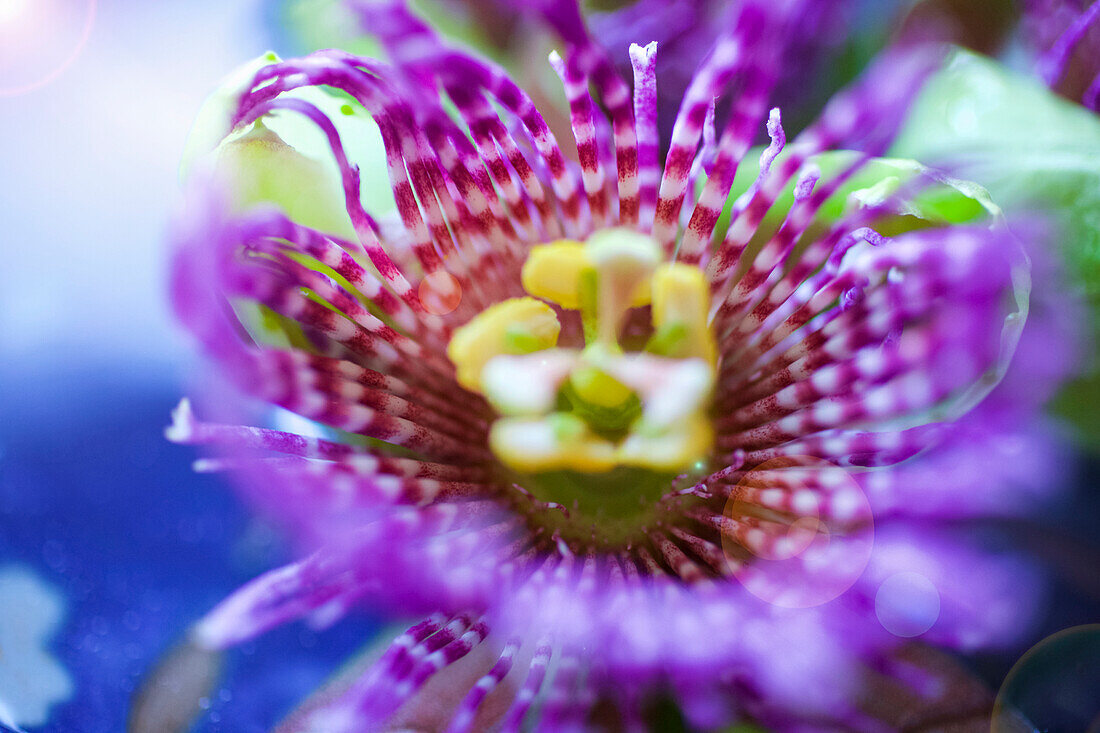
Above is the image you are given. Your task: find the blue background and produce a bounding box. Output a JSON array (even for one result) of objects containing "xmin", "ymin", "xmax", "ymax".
[{"xmin": 0, "ymin": 2, "xmax": 376, "ymax": 730}]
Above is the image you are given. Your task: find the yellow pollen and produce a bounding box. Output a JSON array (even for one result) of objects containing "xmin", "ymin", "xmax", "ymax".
[
  {"xmin": 447, "ymin": 227, "xmax": 718, "ymax": 475},
  {"xmin": 490, "ymin": 414, "xmax": 619, "ymax": 473},
  {"xmin": 618, "ymin": 413, "xmax": 715, "ymax": 471},
  {"xmin": 521, "ymin": 240, "xmax": 589, "ymax": 309},
  {"xmin": 522, "ymin": 233, "xmax": 652, "ymax": 312},
  {"xmin": 446, "ymin": 297, "xmax": 561, "ymax": 391}
]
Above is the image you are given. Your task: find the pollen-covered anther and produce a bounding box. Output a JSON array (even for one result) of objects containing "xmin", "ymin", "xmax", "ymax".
[
  {"xmin": 449, "ymin": 227, "xmax": 716, "ymax": 475},
  {"xmin": 490, "ymin": 413, "xmax": 619, "ymax": 473},
  {"xmin": 650, "ymin": 263, "xmax": 717, "ymax": 363},
  {"xmin": 446, "ymin": 297, "xmax": 562, "ymax": 392}
]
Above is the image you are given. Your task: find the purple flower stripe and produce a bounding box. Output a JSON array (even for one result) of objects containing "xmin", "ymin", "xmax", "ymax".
[
  {"xmin": 443, "ymin": 637, "xmax": 521, "ymax": 733},
  {"xmin": 352, "ymin": 0, "xmax": 589, "ymax": 237},
  {"xmin": 549, "ymin": 50, "xmax": 613, "ymax": 230},
  {"xmin": 655, "ymin": 0, "xmax": 784, "ymax": 253},
  {"xmin": 706, "ymin": 47, "xmax": 942, "ymax": 299}
]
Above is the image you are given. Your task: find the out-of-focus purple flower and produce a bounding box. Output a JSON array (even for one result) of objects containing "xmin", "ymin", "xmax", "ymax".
[
  {"xmin": 163, "ymin": 0, "xmax": 1055, "ymax": 728},
  {"xmin": 894, "ymin": 0, "xmax": 1018, "ymax": 55},
  {"xmin": 587, "ymin": 0, "xmax": 854, "ymax": 141},
  {"xmin": 1024, "ymin": 0, "xmax": 1100, "ymax": 110},
  {"xmin": 860, "ymin": 225, "xmax": 1083, "ymax": 520},
  {"xmin": 428, "ymin": 0, "xmax": 857, "ymax": 142}
]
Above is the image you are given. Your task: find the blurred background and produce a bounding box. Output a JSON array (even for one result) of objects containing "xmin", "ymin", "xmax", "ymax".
[
  {"xmin": 1, "ymin": 1, "xmax": 1099, "ymax": 731},
  {"xmin": 0, "ymin": 2, "xmax": 379, "ymax": 731}
]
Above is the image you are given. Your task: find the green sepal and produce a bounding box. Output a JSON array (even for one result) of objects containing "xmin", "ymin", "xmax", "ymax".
[{"xmin": 181, "ymin": 52, "xmax": 393, "ymax": 240}]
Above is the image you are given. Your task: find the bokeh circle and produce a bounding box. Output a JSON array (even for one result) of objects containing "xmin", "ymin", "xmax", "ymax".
[
  {"xmin": 992, "ymin": 624, "xmax": 1100, "ymax": 732},
  {"xmin": 874, "ymin": 571, "xmax": 940, "ymax": 638},
  {"xmin": 721, "ymin": 455, "xmax": 874, "ymax": 609},
  {"xmin": 417, "ymin": 270, "xmax": 463, "ymax": 316}
]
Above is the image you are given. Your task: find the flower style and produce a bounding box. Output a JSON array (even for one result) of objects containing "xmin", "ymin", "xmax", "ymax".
[{"xmin": 167, "ymin": 0, "xmax": 1040, "ymax": 729}]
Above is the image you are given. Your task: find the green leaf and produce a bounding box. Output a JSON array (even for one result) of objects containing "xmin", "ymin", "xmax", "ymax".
[
  {"xmin": 711, "ymin": 148, "xmax": 1001, "ymax": 258},
  {"xmin": 892, "ymin": 48, "xmax": 1100, "ymax": 303},
  {"xmin": 271, "ymin": 0, "xmax": 501, "ymax": 61},
  {"xmin": 182, "ymin": 53, "xmax": 394, "ymax": 240}
]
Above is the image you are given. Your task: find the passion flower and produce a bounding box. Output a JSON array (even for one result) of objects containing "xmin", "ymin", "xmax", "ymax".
[{"xmin": 165, "ymin": 0, "xmax": 1036, "ymax": 728}]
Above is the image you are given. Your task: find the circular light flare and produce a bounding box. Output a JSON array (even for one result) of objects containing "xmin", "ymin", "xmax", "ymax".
[
  {"xmin": 993, "ymin": 624, "xmax": 1100, "ymax": 732},
  {"xmin": 874, "ymin": 571, "xmax": 940, "ymax": 638},
  {"xmin": 418, "ymin": 270, "xmax": 463, "ymax": 316},
  {"xmin": 721, "ymin": 455, "xmax": 874, "ymax": 609},
  {"xmin": 0, "ymin": 0, "xmax": 96, "ymax": 98}
]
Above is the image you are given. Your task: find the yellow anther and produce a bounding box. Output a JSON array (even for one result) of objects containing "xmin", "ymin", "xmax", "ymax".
[
  {"xmin": 490, "ymin": 414, "xmax": 618, "ymax": 473},
  {"xmin": 495, "ymin": 407, "xmax": 717, "ymax": 471},
  {"xmin": 521, "ymin": 234, "xmax": 652, "ymax": 313},
  {"xmin": 491, "ymin": 410, "xmax": 713, "ymax": 474},
  {"xmin": 650, "ymin": 263, "xmax": 717, "ymax": 365},
  {"xmin": 455, "ymin": 230, "xmax": 719, "ymax": 476},
  {"xmin": 447, "ymin": 298, "xmax": 561, "ymax": 391},
  {"xmin": 617, "ymin": 414, "xmax": 714, "ymax": 471},
  {"xmin": 569, "ymin": 365, "xmax": 634, "ymax": 409},
  {"xmin": 522, "ymin": 240, "xmax": 589, "ymax": 309}
]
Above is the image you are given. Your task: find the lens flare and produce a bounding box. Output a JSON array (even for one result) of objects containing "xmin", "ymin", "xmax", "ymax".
[
  {"xmin": 417, "ymin": 270, "xmax": 463, "ymax": 315},
  {"xmin": 0, "ymin": 0, "xmax": 32, "ymax": 27},
  {"xmin": 0, "ymin": 0, "xmax": 96, "ymax": 97},
  {"xmin": 993, "ymin": 624, "xmax": 1100, "ymax": 732},
  {"xmin": 722, "ymin": 455, "xmax": 874, "ymax": 609}
]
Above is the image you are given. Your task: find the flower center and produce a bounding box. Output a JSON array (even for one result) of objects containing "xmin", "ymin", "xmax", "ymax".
[{"xmin": 447, "ymin": 228, "xmax": 718, "ymax": 530}]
